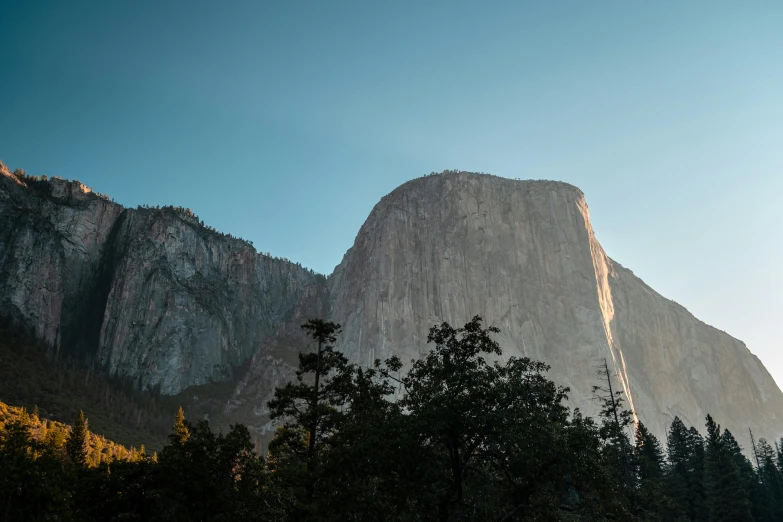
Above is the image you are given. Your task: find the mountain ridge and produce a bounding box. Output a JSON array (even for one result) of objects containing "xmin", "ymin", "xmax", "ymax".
[{"xmin": 1, "ymin": 162, "xmax": 781, "ymax": 449}]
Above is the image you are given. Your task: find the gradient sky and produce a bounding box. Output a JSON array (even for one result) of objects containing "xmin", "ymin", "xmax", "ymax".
[{"xmin": 1, "ymin": 2, "xmax": 781, "ymax": 386}]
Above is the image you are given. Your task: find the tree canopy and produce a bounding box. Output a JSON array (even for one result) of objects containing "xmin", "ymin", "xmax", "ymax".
[{"xmin": 2, "ymin": 316, "xmax": 782, "ymax": 521}]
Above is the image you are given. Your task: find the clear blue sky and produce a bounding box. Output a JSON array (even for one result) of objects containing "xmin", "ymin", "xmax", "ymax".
[{"xmin": 1, "ymin": 1, "xmax": 781, "ymax": 386}]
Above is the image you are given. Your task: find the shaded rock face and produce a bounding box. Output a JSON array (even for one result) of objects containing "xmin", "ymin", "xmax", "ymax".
[
  {"xmin": 2, "ymin": 163, "xmax": 782, "ymax": 446},
  {"xmin": 0, "ymin": 164, "xmax": 326, "ymax": 394},
  {"xmin": 0, "ymin": 167, "xmax": 123, "ymax": 354},
  {"xmin": 95, "ymin": 210, "xmax": 327, "ymax": 393}
]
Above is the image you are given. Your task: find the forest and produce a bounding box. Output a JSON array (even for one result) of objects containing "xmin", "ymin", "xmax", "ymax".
[{"xmin": 1, "ymin": 316, "xmax": 782, "ymax": 521}]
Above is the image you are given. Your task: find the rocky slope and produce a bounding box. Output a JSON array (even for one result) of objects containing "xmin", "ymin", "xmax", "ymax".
[{"xmin": 2, "ymin": 162, "xmax": 781, "ymax": 446}]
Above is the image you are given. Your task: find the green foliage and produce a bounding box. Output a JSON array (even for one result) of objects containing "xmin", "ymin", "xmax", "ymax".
[
  {"xmin": 667, "ymin": 417, "xmax": 708, "ymax": 521},
  {"xmin": 0, "ymin": 401, "xmax": 138, "ymax": 466},
  {"xmin": 756, "ymin": 437, "xmax": 783, "ymax": 522},
  {"xmin": 634, "ymin": 422, "xmax": 675, "ymax": 520},
  {"xmin": 0, "ymin": 403, "xmax": 279, "ymax": 521},
  {"xmin": 65, "ymin": 410, "xmax": 89, "ymax": 466},
  {"xmin": 704, "ymin": 415, "xmax": 754, "ymax": 522},
  {"xmin": 395, "ymin": 316, "xmax": 578, "ymax": 518},
  {"xmin": 593, "ymin": 358, "xmax": 635, "ymax": 494},
  {"xmin": 267, "ymin": 319, "xmax": 352, "ymax": 511},
  {"xmin": 154, "ymin": 418, "xmax": 277, "ymax": 521},
  {"xmin": 169, "ymin": 406, "xmax": 189, "ymax": 446},
  {"xmin": 3, "ymin": 316, "xmax": 783, "ymax": 521},
  {"xmin": 268, "ymin": 316, "xmax": 640, "ymax": 520},
  {"xmin": 0, "ymin": 324, "xmax": 177, "ymax": 449}
]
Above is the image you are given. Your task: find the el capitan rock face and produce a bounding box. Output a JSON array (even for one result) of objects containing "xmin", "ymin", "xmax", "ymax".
[
  {"xmin": 325, "ymin": 172, "xmax": 783, "ymax": 445},
  {"xmin": 1, "ymin": 162, "xmax": 781, "ymax": 445}
]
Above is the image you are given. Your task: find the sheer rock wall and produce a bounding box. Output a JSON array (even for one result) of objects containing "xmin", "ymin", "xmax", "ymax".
[
  {"xmin": 2, "ymin": 163, "xmax": 781, "ymax": 444},
  {"xmin": 0, "ymin": 163, "xmax": 325, "ymax": 395},
  {"xmin": 326, "ymin": 172, "xmax": 783, "ymax": 444}
]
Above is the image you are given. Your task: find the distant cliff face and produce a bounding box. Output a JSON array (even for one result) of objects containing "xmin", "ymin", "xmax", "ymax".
[
  {"xmin": 2, "ymin": 163, "xmax": 781, "ymax": 445},
  {"xmin": 0, "ymin": 163, "xmax": 326, "ymax": 394},
  {"xmin": 0, "ymin": 166, "xmax": 123, "ymax": 352}
]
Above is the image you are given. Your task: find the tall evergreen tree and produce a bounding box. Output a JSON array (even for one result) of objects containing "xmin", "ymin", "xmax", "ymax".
[
  {"xmin": 154, "ymin": 414, "xmax": 278, "ymax": 521},
  {"xmin": 704, "ymin": 415, "xmax": 753, "ymax": 522},
  {"xmin": 636, "ymin": 422, "xmax": 664, "ymax": 481},
  {"xmin": 723, "ymin": 429, "xmax": 766, "ymax": 522},
  {"xmin": 688, "ymin": 426, "xmax": 709, "ymax": 522},
  {"xmin": 755, "ymin": 437, "xmax": 782, "ymax": 522},
  {"xmin": 666, "ymin": 417, "xmax": 694, "ymax": 517},
  {"xmin": 169, "ymin": 406, "xmax": 189, "ymax": 446},
  {"xmin": 666, "ymin": 419, "xmax": 709, "ymax": 522},
  {"xmin": 267, "ymin": 319, "xmax": 351, "ymax": 511},
  {"xmin": 303, "ymin": 356, "xmax": 411, "ymax": 521},
  {"xmin": 65, "ymin": 409, "xmax": 88, "ymax": 467},
  {"xmin": 593, "ymin": 359, "xmax": 635, "ymax": 494},
  {"xmin": 635, "ymin": 421, "xmax": 672, "ymax": 518}
]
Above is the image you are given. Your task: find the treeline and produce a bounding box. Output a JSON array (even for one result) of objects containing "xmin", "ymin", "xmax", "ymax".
[
  {"xmin": 0, "ymin": 322, "xmax": 178, "ymax": 449},
  {"xmin": 2, "ymin": 316, "xmax": 782, "ymax": 521},
  {"xmin": 136, "ymin": 203, "xmax": 322, "ymax": 272},
  {"xmin": 0, "ymin": 402, "xmax": 146, "ymax": 466},
  {"xmin": 9, "ymin": 168, "xmax": 113, "ymax": 201}
]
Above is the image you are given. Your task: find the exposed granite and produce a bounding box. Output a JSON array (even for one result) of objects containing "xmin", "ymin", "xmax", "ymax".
[
  {"xmin": 0, "ymin": 163, "xmax": 326, "ymax": 394},
  {"xmin": 325, "ymin": 172, "xmax": 783, "ymax": 446},
  {"xmin": 2, "ymin": 164, "xmax": 781, "ymax": 447}
]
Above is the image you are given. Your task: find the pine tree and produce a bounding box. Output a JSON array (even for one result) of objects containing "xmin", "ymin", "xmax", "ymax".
[
  {"xmin": 723, "ymin": 429, "xmax": 766, "ymax": 522},
  {"xmin": 634, "ymin": 421, "xmax": 672, "ymax": 518},
  {"xmin": 666, "ymin": 418, "xmax": 709, "ymax": 522},
  {"xmin": 593, "ymin": 359, "xmax": 635, "ymax": 494},
  {"xmin": 636, "ymin": 422, "xmax": 665, "ymax": 480},
  {"xmin": 688, "ymin": 426, "xmax": 709, "ymax": 522},
  {"xmin": 267, "ymin": 319, "xmax": 350, "ymax": 508},
  {"xmin": 666, "ymin": 417, "xmax": 693, "ymax": 516},
  {"xmin": 704, "ymin": 415, "xmax": 753, "ymax": 522},
  {"xmin": 65, "ymin": 410, "xmax": 89, "ymax": 467},
  {"xmin": 169, "ymin": 406, "xmax": 189, "ymax": 446},
  {"xmin": 755, "ymin": 437, "xmax": 782, "ymax": 522}
]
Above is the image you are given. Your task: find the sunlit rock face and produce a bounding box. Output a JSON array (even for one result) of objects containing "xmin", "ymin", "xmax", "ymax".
[
  {"xmin": 2, "ymin": 163, "xmax": 782, "ymax": 446},
  {"xmin": 326, "ymin": 172, "xmax": 783, "ymax": 445},
  {"xmin": 0, "ymin": 163, "xmax": 326, "ymax": 394}
]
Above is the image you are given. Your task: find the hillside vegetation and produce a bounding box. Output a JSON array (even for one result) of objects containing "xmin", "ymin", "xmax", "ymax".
[
  {"xmin": 0, "ymin": 321, "xmax": 259, "ymax": 450},
  {"xmin": 0, "ymin": 324, "xmax": 177, "ymax": 449},
  {"xmin": 0, "ymin": 401, "xmax": 142, "ymax": 465},
  {"xmin": 2, "ymin": 316, "xmax": 782, "ymax": 521}
]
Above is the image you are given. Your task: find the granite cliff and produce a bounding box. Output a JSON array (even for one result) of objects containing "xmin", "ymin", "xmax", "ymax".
[
  {"xmin": 325, "ymin": 172, "xmax": 783, "ymax": 446},
  {"xmin": 2, "ymin": 162, "xmax": 781, "ymax": 446},
  {"xmin": 0, "ymin": 162, "xmax": 327, "ymax": 395}
]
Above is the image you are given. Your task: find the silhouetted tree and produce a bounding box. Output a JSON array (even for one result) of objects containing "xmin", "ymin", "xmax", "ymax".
[
  {"xmin": 65, "ymin": 410, "xmax": 88, "ymax": 467},
  {"xmin": 704, "ymin": 415, "xmax": 753, "ymax": 522},
  {"xmin": 593, "ymin": 359, "xmax": 635, "ymax": 494},
  {"xmin": 267, "ymin": 319, "xmax": 350, "ymax": 511}
]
